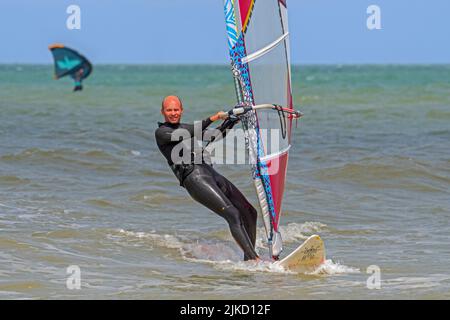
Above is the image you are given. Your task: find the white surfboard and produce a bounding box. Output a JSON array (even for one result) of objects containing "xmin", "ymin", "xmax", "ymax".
[{"xmin": 274, "ymin": 235, "xmax": 326, "ymax": 272}]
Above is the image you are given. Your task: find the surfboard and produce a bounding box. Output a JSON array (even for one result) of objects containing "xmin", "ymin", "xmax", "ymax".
[{"xmin": 274, "ymin": 235, "xmax": 326, "ymax": 272}]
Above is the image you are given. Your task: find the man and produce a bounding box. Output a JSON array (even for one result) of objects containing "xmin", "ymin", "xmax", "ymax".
[
  {"xmin": 72, "ymin": 68, "xmax": 84, "ymax": 92},
  {"xmin": 155, "ymin": 95, "xmax": 260, "ymax": 261}
]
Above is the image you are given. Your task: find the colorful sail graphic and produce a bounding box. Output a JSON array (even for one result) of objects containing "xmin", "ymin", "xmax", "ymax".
[{"xmin": 223, "ymin": 0, "xmax": 294, "ymax": 259}]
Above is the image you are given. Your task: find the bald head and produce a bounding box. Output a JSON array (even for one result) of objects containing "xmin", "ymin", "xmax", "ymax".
[
  {"xmin": 161, "ymin": 95, "xmax": 183, "ymax": 124},
  {"xmin": 161, "ymin": 95, "xmax": 182, "ymax": 110}
]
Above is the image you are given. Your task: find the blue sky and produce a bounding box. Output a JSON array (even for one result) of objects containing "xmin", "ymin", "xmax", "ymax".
[{"xmin": 0, "ymin": 0, "xmax": 449, "ymax": 64}]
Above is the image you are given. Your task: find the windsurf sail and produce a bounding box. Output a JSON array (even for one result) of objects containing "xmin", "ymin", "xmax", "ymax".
[
  {"xmin": 223, "ymin": 0, "xmax": 299, "ymax": 260},
  {"xmin": 48, "ymin": 44, "xmax": 92, "ymax": 80}
]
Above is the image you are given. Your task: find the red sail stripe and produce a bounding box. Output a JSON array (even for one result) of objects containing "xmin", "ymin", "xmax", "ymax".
[{"xmin": 239, "ymin": 0, "xmax": 255, "ymax": 32}]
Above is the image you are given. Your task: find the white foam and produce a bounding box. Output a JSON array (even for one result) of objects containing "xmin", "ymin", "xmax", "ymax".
[
  {"xmin": 216, "ymin": 259, "xmax": 293, "ymax": 274},
  {"xmin": 116, "ymin": 229, "xmax": 287, "ymax": 273},
  {"xmin": 116, "ymin": 221, "xmax": 328, "ymax": 258},
  {"xmin": 116, "ymin": 229, "xmax": 184, "ymax": 249},
  {"xmin": 116, "ymin": 229, "xmax": 242, "ymax": 262},
  {"xmin": 115, "ymin": 228, "xmax": 360, "ymax": 276},
  {"xmin": 307, "ymin": 259, "xmax": 360, "ymax": 275},
  {"xmin": 181, "ymin": 241, "xmax": 242, "ymax": 262}
]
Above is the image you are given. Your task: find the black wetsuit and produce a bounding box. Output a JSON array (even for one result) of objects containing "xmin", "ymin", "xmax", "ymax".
[
  {"xmin": 72, "ymin": 71, "xmax": 83, "ymax": 92},
  {"xmin": 155, "ymin": 118, "xmax": 259, "ymax": 260}
]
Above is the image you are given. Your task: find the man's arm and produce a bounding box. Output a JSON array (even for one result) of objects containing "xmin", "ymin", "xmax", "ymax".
[
  {"xmin": 216, "ymin": 117, "xmax": 239, "ymax": 137},
  {"xmin": 204, "ymin": 117, "xmax": 240, "ymax": 144},
  {"xmin": 180, "ymin": 111, "xmax": 228, "ymax": 137}
]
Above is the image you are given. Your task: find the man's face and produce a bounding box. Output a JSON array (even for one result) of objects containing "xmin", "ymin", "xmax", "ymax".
[{"xmin": 161, "ymin": 103, "xmax": 183, "ymax": 124}]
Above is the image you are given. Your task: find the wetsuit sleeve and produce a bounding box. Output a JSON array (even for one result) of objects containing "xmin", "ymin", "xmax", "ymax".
[
  {"xmin": 196, "ymin": 117, "xmax": 214, "ymax": 133},
  {"xmin": 217, "ymin": 118, "xmax": 239, "ymax": 138},
  {"xmin": 206, "ymin": 118, "xmax": 240, "ymax": 143},
  {"xmin": 155, "ymin": 125, "xmax": 176, "ymax": 145},
  {"xmin": 203, "ymin": 117, "xmax": 213, "ymax": 130},
  {"xmin": 179, "ymin": 117, "xmax": 213, "ymax": 138}
]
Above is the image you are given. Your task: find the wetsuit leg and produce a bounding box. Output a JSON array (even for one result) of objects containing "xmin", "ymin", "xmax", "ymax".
[
  {"xmin": 210, "ymin": 170, "xmax": 258, "ymax": 260},
  {"xmin": 228, "ymin": 192, "xmax": 257, "ymax": 260},
  {"xmin": 183, "ymin": 165, "xmax": 259, "ymax": 260}
]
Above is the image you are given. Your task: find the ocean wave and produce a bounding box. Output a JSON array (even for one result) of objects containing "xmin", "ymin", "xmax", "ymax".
[
  {"xmin": 99, "ymin": 182, "xmax": 130, "ymax": 190},
  {"xmin": 1, "ymin": 148, "xmax": 121, "ymax": 172},
  {"xmin": 85, "ymin": 199, "xmax": 124, "ymax": 209},
  {"xmin": 130, "ymin": 190, "xmax": 193, "ymax": 208},
  {"xmin": 0, "ymin": 281, "xmax": 45, "ymax": 292},
  {"xmin": 427, "ymin": 110, "xmax": 450, "ymax": 120},
  {"xmin": 0, "ymin": 175, "xmax": 30, "ymax": 186},
  {"xmin": 381, "ymin": 274, "xmax": 450, "ymax": 291},
  {"xmin": 113, "ymin": 229, "xmax": 185, "ymax": 251},
  {"xmin": 428, "ymin": 130, "xmax": 450, "ymax": 137},
  {"xmin": 0, "ymin": 236, "xmax": 37, "ymax": 251},
  {"xmin": 314, "ymin": 157, "xmax": 450, "ymax": 191},
  {"xmin": 2, "ymin": 148, "xmax": 116, "ymax": 162},
  {"xmin": 138, "ymin": 169, "xmax": 171, "ymax": 178},
  {"xmin": 31, "ymin": 229, "xmax": 84, "ymax": 240}
]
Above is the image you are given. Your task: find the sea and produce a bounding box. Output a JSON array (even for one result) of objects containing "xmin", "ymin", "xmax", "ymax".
[{"xmin": 0, "ymin": 64, "xmax": 449, "ymax": 299}]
